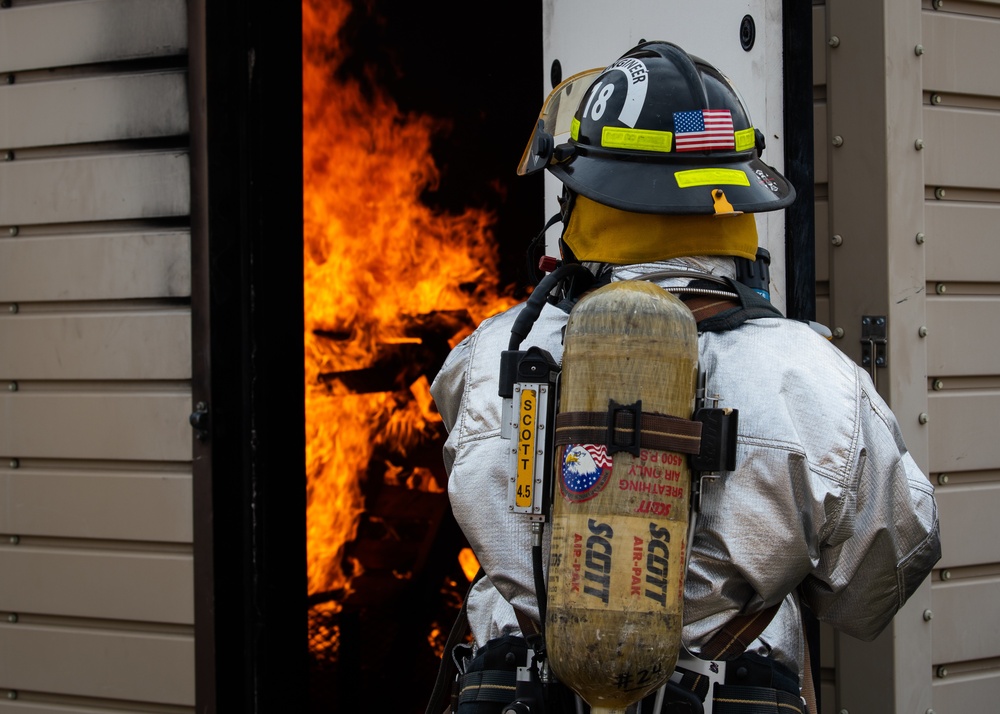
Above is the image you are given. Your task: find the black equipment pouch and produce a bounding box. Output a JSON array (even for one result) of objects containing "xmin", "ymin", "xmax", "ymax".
[{"xmin": 453, "ymin": 634, "xmax": 528, "ymax": 714}]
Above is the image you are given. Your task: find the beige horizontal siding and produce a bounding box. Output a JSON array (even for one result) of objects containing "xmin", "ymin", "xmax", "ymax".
[
  {"xmin": 931, "ymin": 572, "xmax": 1000, "ymax": 663},
  {"xmin": 0, "ymin": 71, "xmax": 188, "ymax": 149},
  {"xmin": 0, "ymin": 231, "xmax": 191, "ymax": 303},
  {"xmin": 925, "ymin": 202, "xmax": 1000, "ymax": 284},
  {"xmin": 0, "ymin": 545, "xmax": 193, "ymax": 624},
  {"xmin": 923, "ymin": 107, "xmax": 1000, "ymax": 190},
  {"xmin": 0, "ymin": 390, "xmax": 191, "ymax": 461},
  {"xmin": 923, "ymin": 12, "xmax": 1000, "ymax": 98},
  {"xmin": 0, "ymin": 622, "xmax": 194, "ymax": 706},
  {"xmin": 0, "ymin": 464, "xmax": 192, "ymax": 542},
  {"xmin": 0, "ymin": 0, "xmax": 195, "ymax": 709},
  {"xmin": 0, "ymin": 309, "xmax": 191, "ymax": 380},
  {"xmin": 933, "ymin": 670, "xmax": 1000, "ymax": 712},
  {"xmin": 0, "ymin": 152, "xmax": 190, "ymax": 226},
  {"xmin": 926, "ymin": 297, "xmax": 1000, "ymax": 375},
  {"xmin": 934, "ymin": 481, "xmax": 1000, "ymax": 569},
  {"xmin": 927, "ymin": 390, "xmax": 1000, "ymax": 474},
  {"xmin": 0, "ymin": 0, "xmax": 187, "ymax": 73}
]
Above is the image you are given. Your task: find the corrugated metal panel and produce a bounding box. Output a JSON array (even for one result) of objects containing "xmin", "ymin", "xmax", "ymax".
[
  {"xmin": 0, "ymin": 0, "xmax": 194, "ymax": 705},
  {"xmin": 0, "ymin": 151, "xmax": 190, "ymax": 226},
  {"xmin": 0, "ymin": 544, "xmax": 193, "ymax": 624},
  {"xmin": 0, "ymin": 309, "xmax": 191, "ymax": 380},
  {"xmin": 0, "ymin": 390, "xmax": 190, "ymax": 461},
  {"xmin": 0, "ymin": 230, "xmax": 191, "ymax": 302},
  {"xmin": 0, "ymin": 464, "xmax": 192, "ymax": 542},
  {"xmin": 0, "ymin": 0, "xmax": 187, "ymax": 73},
  {"xmin": 0, "ymin": 623, "xmax": 194, "ymax": 706},
  {"xmin": 0, "ymin": 71, "xmax": 188, "ymax": 149}
]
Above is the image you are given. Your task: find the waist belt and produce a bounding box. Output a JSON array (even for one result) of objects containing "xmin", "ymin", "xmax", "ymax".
[
  {"xmin": 450, "ymin": 642, "xmax": 807, "ymax": 714},
  {"xmin": 661, "ymin": 651, "xmax": 806, "ymax": 714}
]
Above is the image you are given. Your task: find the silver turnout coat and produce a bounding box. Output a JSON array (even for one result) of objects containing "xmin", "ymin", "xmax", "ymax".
[{"xmin": 430, "ymin": 258, "xmax": 941, "ymax": 683}]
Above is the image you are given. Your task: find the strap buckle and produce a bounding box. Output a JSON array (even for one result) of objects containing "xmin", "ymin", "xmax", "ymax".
[{"xmin": 606, "ymin": 399, "xmax": 642, "ymax": 456}]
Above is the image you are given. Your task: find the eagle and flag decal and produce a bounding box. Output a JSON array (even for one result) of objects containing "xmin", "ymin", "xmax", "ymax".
[{"xmin": 560, "ymin": 443, "xmax": 614, "ymax": 501}]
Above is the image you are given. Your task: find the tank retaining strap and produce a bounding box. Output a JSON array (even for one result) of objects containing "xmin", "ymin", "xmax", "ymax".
[{"xmin": 554, "ymin": 404, "xmax": 703, "ymax": 455}]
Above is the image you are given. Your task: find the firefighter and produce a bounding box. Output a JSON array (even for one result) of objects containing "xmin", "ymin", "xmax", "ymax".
[{"xmin": 429, "ymin": 41, "xmax": 940, "ymax": 714}]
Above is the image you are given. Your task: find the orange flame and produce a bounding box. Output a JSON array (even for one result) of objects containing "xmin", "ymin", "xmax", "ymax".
[{"xmin": 303, "ymin": 0, "xmax": 515, "ymax": 652}]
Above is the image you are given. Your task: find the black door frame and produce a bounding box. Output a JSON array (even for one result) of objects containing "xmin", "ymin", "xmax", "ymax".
[{"xmin": 189, "ymin": 1, "xmax": 306, "ymax": 710}]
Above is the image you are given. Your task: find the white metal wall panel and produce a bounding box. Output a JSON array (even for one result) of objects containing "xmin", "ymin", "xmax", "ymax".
[
  {"xmin": 542, "ymin": 0, "xmax": 790, "ymax": 308},
  {"xmin": 0, "ymin": 0, "xmax": 194, "ymax": 708}
]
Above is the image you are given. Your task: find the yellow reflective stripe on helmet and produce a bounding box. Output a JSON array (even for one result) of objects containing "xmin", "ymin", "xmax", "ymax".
[
  {"xmin": 601, "ymin": 126, "xmax": 673, "ymax": 152},
  {"xmin": 571, "ymin": 116, "xmax": 581, "ymax": 141},
  {"xmin": 735, "ymin": 127, "xmax": 756, "ymax": 152},
  {"xmin": 674, "ymin": 168, "xmax": 750, "ymax": 188}
]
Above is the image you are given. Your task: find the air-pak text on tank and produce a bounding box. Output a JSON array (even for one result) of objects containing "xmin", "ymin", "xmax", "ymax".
[
  {"xmin": 584, "ymin": 518, "xmax": 613, "ymax": 604},
  {"xmin": 644, "ymin": 522, "xmax": 671, "ymax": 605},
  {"xmin": 630, "ymin": 535, "xmax": 645, "ymax": 597}
]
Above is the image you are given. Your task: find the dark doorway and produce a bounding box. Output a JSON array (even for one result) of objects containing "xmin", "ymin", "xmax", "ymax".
[{"xmin": 303, "ymin": 2, "xmax": 543, "ymax": 712}]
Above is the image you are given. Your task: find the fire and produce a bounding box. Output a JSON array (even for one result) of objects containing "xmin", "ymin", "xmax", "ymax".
[{"xmin": 303, "ymin": 0, "xmax": 515, "ymax": 653}]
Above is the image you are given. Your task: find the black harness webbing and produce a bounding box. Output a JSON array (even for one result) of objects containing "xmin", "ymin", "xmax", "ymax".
[{"xmin": 424, "ymin": 568, "xmax": 485, "ymax": 714}]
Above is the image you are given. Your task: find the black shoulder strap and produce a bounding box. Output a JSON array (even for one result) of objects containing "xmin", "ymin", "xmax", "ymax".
[
  {"xmin": 425, "ymin": 568, "xmax": 486, "ymax": 714},
  {"xmin": 683, "ymin": 277, "xmax": 783, "ymax": 333}
]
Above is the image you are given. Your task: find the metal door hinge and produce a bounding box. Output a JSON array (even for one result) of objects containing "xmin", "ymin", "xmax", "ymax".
[{"xmin": 861, "ymin": 315, "xmax": 887, "ymax": 388}]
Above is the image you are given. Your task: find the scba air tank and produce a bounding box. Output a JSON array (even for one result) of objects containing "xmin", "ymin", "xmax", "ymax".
[{"xmin": 546, "ymin": 281, "xmax": 698, "ymax": 714}]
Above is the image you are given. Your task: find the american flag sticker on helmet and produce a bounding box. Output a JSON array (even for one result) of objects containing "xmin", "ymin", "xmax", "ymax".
[{"xmin": 673, "ymin": 109, "xmax": 735, "ymax": 151}]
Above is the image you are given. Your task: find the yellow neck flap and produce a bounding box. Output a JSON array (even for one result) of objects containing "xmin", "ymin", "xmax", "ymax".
[{"xmin": 562, "ymin": 194, "xmax": 759, "ymax": 264}]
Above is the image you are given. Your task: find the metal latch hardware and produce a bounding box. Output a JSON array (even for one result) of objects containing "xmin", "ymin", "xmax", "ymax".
[{"xmin": 861, "ymin": 315, "xmax": 887, "ymax": 389}]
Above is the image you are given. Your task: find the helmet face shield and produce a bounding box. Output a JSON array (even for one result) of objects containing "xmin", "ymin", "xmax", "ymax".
[
  {"xmin": 520, "ymin": 42, "xmax": 795, "ymax": 215},
  {"xmin": 516, "ymin": 68, "xmax": 603, "ymax": 176}
]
